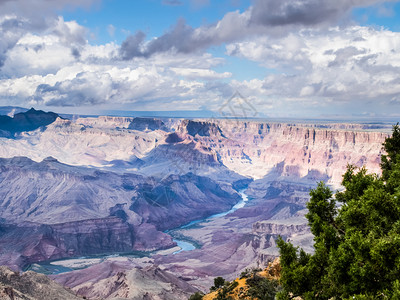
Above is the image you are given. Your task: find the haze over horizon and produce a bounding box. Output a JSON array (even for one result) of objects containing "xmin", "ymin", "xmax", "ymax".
[{"xmin": 1, "ymin": 0, "xmax": 400, "ymax": 119}]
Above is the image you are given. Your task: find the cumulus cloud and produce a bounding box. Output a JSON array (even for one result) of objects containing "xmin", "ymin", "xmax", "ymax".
[
  {"xmin": 119, "ymin": 0, "xmax": 396, "ymax": 59},
  {"xmin": 0, "ymin": 24, "xmax": 233, "ymax": 109},
  {"xmin": 1, "ymin": 0, "xmax": 400, "ymax": 118},
  {"xmin": 119, "ymin": 11, "xmax": 253, "ymax": 60},
  {"xmin": 249, "ymin": 0, "xmax": 389, "ymax": 27},
  {"xmin": 0, "ymin": 0, "xmax": 95, "ymax": 69},
  {"xmin": 2, "ymin": 21, "xmax": 400, "ymax": 116},
  {"xmin": 0, "ymin": 0, "xmax": 240, "ymax": 109},
  {"xmin": 26, "ymin": 63, "xmax": 232, "ymax": 109},
  {"xmin": 0, "ymin": 18, "xmax": 89, "ymax": 77},
  {"xmin": 170, "ymin": 67, "xmax": 232, "ymax": 80},
  {"xmin": 120, "ymin": 19, "xmax": 215, "ymax": 59},
  {"xmin": 226, "ymin": 26, "xmax": 400, "ymax": 114}
]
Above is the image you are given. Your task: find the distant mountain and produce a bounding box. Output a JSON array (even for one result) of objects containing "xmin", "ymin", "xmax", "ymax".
[
  {"xmin": 0, "ymin": 106, "xmax": 28, "ymax": 117},
  {"xmin": 104, "ymin": 109, "xmax": 216, "ymax": 118},
  {"xmin": 128, "ymin": 117, "xmax": 167, "ymax": 131},
  {"xmin": 0, "ymin": 107, "xmax": 59, "ymax": 136}
]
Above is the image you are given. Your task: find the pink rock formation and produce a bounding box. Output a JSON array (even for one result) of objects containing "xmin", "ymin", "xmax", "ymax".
[{"xmin": 179, "ymin": 120, "xmax": 388, "ymax": 187}]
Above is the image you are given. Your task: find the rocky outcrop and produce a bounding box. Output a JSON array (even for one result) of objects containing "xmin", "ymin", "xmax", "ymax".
[
  {"xmin": 179, "ymin": 120, "xmax": 223, "ymax": 137},
  {"xmin": 76, "ymin": 116, "xmax": 133, "ymax": 129},
  {"xmin": 128, "ymin": 117, "xmax": 166, "ymax": 131},
  {"xmin": 53, "ymin": 259, "xmax": 199, "ymax": 300},
  {"xmin": 252, "ymin": 221, "xmax": 310, "ymax": 236},
  {"xmin": 0, "ymin": 156, "xmax": 240, "ymax": 227},
  {"xmin": 0, "ymin": 156, "xmax": 144, "ymax": 224},
  {"xmin": 0, "ymin": 108, "xmax": 59, "ymax": 136},
  {"xmin": 0, "ymin": 218, "xmax": 174, "ymax": 270},
  {"xmin": 0, "ymin": 266, "xmax": 81, "ymax": 299},
  {"xmin": 0, "ymin": 115, "xmax": 387, "ymax": 187},
  {"xmin": 210, "ymin": 121, "xmax": 387, "ymax": 186},
  {"xmin": 0, "ymin": 156, "xmax": 242, "ymax": 270},
  {"xmin": 130, "ymin": 173, "xmax": 241, "ymax": 231},
  {"xmin": 0, "ymin": 116, "xmax": 164, "ymax": 168},
  {"xmin": 138, "ymin": 140, "xmax": 227, "ymax": 179}
]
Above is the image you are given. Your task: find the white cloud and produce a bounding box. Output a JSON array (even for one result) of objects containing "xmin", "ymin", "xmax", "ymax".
[
  {"xmin": 0, "ymin": 24, "xmax": 234, "ymax": 110},
  {"xmin": 119, "ymin": 0, "xmax": 397, "ymax": 59},
  {"xmin": 170, "ymin": 67, "xmax": 232, "ymax": 80},
  {"xmin": 0, "ymin": 0, "xmax": 96, "ymax": 68},
  {"xmin": 1, "ymin": 0, "xmax": 400, "ymax": 118},
  {"xmin": 2, "ymin": 22, "xmax": 400, "ymax": 117},
  {"xmin": 226, "ymin": 26, "xmax": 400, "ymax": 108}
]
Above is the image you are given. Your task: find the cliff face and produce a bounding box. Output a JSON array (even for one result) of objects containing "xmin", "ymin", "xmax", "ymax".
[
  {"xmin": 252, "ymin": 221, "xmax": 310, "ymax": 236},
  {"xmin": 0, "ymin": 114, "xmax": 391, "ymax": 288},
  {"xmin": 0, "ymin": 116, "xmax": 388, "ymax": 187},
  {"xmin": 53, "ymin": 259, "xmax": 198, "ymax": 300},
  {"xmin": 179, "ymin": 119, "xmax": 223, "ymax": 137},
  {"xmin": 181, "ymin": 121, "xmax": 388, "ymax": 187},
  {"xmin": 0, "ymin": 218, "xmax": 144, "ymax": 271},
  {"xmin": 128, "ymin": 117, "xmax": 167, "ymax": 131},
  {"xmin": 0, "ymin": 117, "xmax": 163, "ymax": 168},
  {"xmin": 0, "ymin": 266, "xmax": 80, "ymax": 300},
  {"xmin": 0, "ymin": 156, "xmax": 239, "ymax": 227},
  {"xmin": 0, "ymin": 156, "xmax": 241, "ymax": 270},
  {"xmin": 76, "ymin": 116, "xmax": 133, "ymax": 129}
]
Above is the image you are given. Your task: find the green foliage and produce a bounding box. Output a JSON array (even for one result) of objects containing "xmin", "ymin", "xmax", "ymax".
[
  {"xmin": 207, "ymin": 271, "xmax": 279, "ymax": 300},
  {"xmin": 215, "ymin": 280, "xmax": 238, "ymax": 300},
  {"xmin": 210, "ymin": 276, "xmax": 227, "ymax": 291},
  {"xmin": 240, "ymin": 267, "xmax": 263, "ymax": 279},
  {"xmin": 189, "ymin": 292, "xmax": 204, "ymax": 300},
  {"xmin": 246, "ymin": 273, "xmax": 280, "ymax": 300},
  {"xmin": 240, "ymin": 268, "xmax": 251, "ymax": 279},
  {"xmin": 381, "ymin": 123, "xmax": 400, "ymax": 181},
  {"xmin": 277, "ymin": 124, "xmax": 400, "ymax": 299}
]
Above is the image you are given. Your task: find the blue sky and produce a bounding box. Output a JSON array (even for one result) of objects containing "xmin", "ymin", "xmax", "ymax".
[
  {"xmin": 1, "ymin": 0, "xmax": 400, "ymax": 119},
  {"xmin": 353, "ymin": 2, "xmax": 400, "ymax": 31},
  {"xmin": 61, "ymin": 0, "xmax": 253, "ymax": 45},
  {"xmin": 59, "ymin": 1, "xmax": 400, "ymax": 42}
]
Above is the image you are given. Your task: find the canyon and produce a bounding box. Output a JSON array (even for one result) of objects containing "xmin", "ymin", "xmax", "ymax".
[{"xmin": 0, "ymin": 108, "xmax": 391, "ymax": 298}]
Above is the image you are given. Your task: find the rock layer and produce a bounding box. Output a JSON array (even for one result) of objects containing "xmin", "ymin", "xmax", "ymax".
[
  {"xmin": 0, "ymin": 266, "xmax": 81, "ymax": 300},
  {"xmin": 0, "ymin": 156, "xmax": 241, "ymax": 270},
  {"xmin": 53, "ymin": 259, "xmax": 198, "ymax": 300},
  {"xmin": 189, "ymin": 120, "xmax": 388, "ymax": 186},
  {"xmin": 0, "ymin": 113, "xmax": 392, "ymax": 296}
]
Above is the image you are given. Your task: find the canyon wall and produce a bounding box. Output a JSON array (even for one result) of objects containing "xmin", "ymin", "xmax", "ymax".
[
  {"xmin": 0, "ymin": 114, "xmax": 392, "ymax": 289},
  {"xmin": 0, "ymin": 116, "xmax": 389, "ymax": 188},
  {"xmin": 0, "ymin": 155, "xmax": 242, "ymax": 270},
  {"xmin": 180, "ymin": 120, "xmax": 389, "ymax": 187}
]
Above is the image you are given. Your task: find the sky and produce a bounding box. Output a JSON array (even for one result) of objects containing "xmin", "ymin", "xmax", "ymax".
[{"xmin": 0, "ymin": 0, "xmax": 400, "ymax": 119}]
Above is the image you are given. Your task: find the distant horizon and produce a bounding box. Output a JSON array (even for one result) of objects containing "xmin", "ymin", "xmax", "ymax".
[{"xmin": 1, "ymin": 105, "xmax": 399, "ymax": 126}]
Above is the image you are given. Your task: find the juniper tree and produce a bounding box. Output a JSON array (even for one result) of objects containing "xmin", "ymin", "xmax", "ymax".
[{"xmin": 277, "ymin": 124, "xmax": 400, "ymax": 299}]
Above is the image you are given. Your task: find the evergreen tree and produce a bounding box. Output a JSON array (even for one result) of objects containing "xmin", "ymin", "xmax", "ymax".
[{"xmin": 277, "ymin": 124, "xmax": 400, "ymax": 299}]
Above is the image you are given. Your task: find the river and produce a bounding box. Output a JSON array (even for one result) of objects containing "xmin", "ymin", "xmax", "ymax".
[
  {"xmin": 169, "ymin": 190, "xmax": 249, "ymax": 253},
  {"xmin": 27, "ymin": 189, "xmax": 249, "ymax": 274}
]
